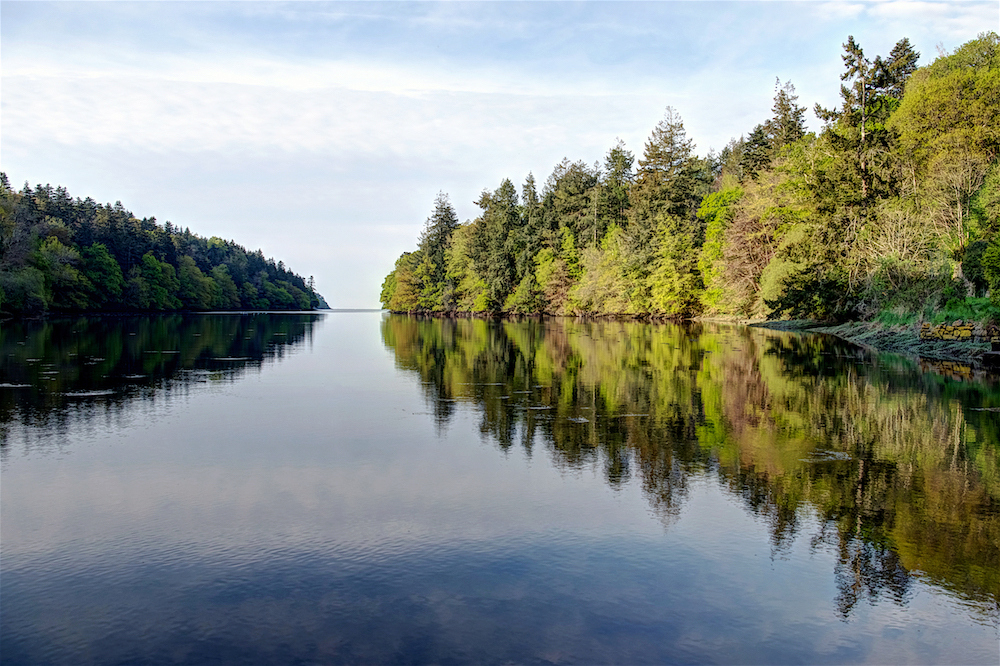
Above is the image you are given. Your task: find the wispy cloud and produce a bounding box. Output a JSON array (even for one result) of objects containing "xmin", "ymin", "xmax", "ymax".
[{"xmin": 2, "ymin": 0, "xmax": 996, "ymax": 307}]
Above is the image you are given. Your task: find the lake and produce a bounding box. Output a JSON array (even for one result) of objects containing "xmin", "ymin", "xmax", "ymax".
[{"xmin": 1, "ymin": 311, "xmax": 998, "ymax": 665}]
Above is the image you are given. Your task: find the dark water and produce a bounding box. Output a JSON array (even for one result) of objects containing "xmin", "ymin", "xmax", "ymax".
[{"xmin": 2, "ymin": 312, "xmax": 998, "ymax": 665}]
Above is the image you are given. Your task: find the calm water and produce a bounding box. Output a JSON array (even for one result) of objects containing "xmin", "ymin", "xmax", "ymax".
[{"xmin": 1, "ymin": 312, "xmax": 998, "ymax": 665}]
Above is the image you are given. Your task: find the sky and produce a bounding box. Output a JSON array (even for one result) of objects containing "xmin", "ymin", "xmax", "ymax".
[{"xmin": 2, "ymin": 1, "xmax": 997, "ymax": 308}]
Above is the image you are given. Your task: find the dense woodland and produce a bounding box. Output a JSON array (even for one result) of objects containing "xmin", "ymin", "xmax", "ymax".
[
  {"xmin": 0, "ymin": 177, "xmax": 325, "ymax": 315},
  {"xmin": 382, "ymin": 33, "xmax": 1000, "ymax": 323}
]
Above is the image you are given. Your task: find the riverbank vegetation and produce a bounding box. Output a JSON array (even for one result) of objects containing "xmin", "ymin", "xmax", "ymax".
[
  {"xmin": 381, "ymin": 33, "xmax": 1000, "ymax": 327},
  {"xmin": 0, "ymin": 177, "xmax": 325, "ymax": 315}
]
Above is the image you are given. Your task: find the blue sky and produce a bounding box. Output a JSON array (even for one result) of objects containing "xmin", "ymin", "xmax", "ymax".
[{"xmin": 2, "ymin": 1, "xmax": 997, "ymax": 307}]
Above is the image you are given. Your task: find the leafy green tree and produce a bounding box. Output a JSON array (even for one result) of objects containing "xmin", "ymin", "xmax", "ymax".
[
  {"xmin": 241, "ymin": 281, "xmax": 263, "ymax": 309},
  {"xmin": 383, "ymin": 252, "xmax": 422, "ymax": 311},
  {"xmin": 573, "ymin": 226, "xmax": 630, "ymax": 313},
  {"xmin": 263, "ymin": 279, "xmax": 295, "ymax": 309},
  {"xmin": 650, "ymin": 214, "xmax": 701, "ymax": 316},
  {"xmin": 891, "ymin": 32, "xmax": 997, "ymax": 167},
  {"xmin": 127, "ymin": 252, "xmax": 181, "ymax": 310},
  {"xmin": 631, "ymin": 106, "xmax": 700, "ymax": 223},
  {"xmin": 697, "ymin": 182, "xmax": 743, "ymax": 312},
  {"xmin": 81, "ymin": 243, "xmax": 124, "ymax": 308},
  {"xmin": 535, "ymin": 247, "xmax": 572, "ymax": 313},
  {"xmin": 178, "ymin": 255, "xmax": 216, "ymax": 309},
  {"xmin": 445, "ymin": 223, "xmax": 489, "ymax": 312},
  {"xmin": 517, "ymin": 173, "xmax": 545, "ymax": 282},
  {"xmin": 38, "ymin": 236, "xmax": 91, "ymax": 309},
  {"xmin": 504, "ymin": 271, "xmax": 544, "ymax": 314},
  {"xmin": 888, "ymin": 32, "xmax": 998, "ymax": 288},
  {"xmin": 817, "ymin": 36, "xmax": 921, "ymax": 216},
  {"xmin": 211, "ymin": 264, "xmax": 241, "ymax": 309},
  {"xmin": 0, "ymin": 267, "xmax": 47, "ymax": 313}
]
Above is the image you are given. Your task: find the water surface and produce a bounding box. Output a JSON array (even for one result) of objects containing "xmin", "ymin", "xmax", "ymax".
[{"xmin": 2, "ymin": 312, "xmax": 998, "ymax": 664}]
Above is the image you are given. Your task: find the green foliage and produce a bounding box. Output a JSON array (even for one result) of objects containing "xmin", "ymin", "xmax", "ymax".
[
  {"xmin": 535, "ymin": 247, "xmax": 573, "ymax": 314},
  {"xmin": 0, "ymin": 266, "xmax": 47, "ymax": 312},
  {"xmin": 764, "ymin": 264, "xmax": 853, "ymax": 321},
  {"xmin": 211, "ymin": 265, "xmax": 241, "ymax": 309},
  {"xmin": 81, "ymin": 243, "xmax": 124, "ymax": 308},
  {"xmin": 649, "ymin": 214, "xmax": 701, "ymax": 316},
  {"xmin": 178, "ymin": 255, "xmax": 216, "ymax": 310},
  {"xmin": 598, "ymin": 141, "xmax": 634, "ymax": 232},
  {"xmin": 697, "ymin": 182, "xmax": 743, "ymax": 311},
  {"xmin": 504, "ymin": 271, "xmax": 543, "ymax": 314},
  {"xmin": 385, "ymin": 252, "xmax": 421, "ymax": 312},
  {"xmin": 983, "ymin": 240, "xmax": 1000, "ymax": 307},
  {"xmin": 262, "ymin": 279, "xmax": 295, "ymax": 309},
  {"xmin": 924, "ymin": 296, "xmax": 999, "ymax": 325},
  {"xmin": 969, "ymin": 161, "xmax": 1000, "ymax": 236},
  {"xmin": 573, "ymin": 226, "xmax": 630, "ymax": 314},
  {"xmin": 875, "ymin": 307, "xmax": 917, "ymax": 327},
  {"xmin": 378, "ymin": 34, "xmax": 999, "ymax": 324},
  {"xmin": 864, "ymin": 257, "xmax": 953, "ymax": 314},
  {"xmin": 0, "ymin": 177, "xmax": 322, "ymax": 314},
  {"xmin": 890, "ymin": 32, "xmax": 1000, "ymax": 168},
  {"xmin": 38, "ymin": 236, "xmax": 91, "ymax": 309},
  {"xmin": 445, "ymin": 223, "xmax": 489, "ymax": 312},
  {"xmin": 474, "ymin": 179, "xmax": 521, "ymax": 311},
  {"xmin": 379, "ymin": 269, "xmax": 397, "ymax": 309}
]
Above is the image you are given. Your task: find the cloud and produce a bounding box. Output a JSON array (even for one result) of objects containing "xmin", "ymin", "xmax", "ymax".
[
  {"xmin": 813, "ymin": 2, "xmax": 867, "ymax": 21},
  {"xmin": 867, "ymin": 0, "xmax": 999, "ymax": 42},
  {"xmin": 3, "ymin": 0, "xmax": 996, "ymax": 307}
]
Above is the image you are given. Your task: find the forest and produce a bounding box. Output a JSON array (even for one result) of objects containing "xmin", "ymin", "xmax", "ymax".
[
  {"xmin": 381, "ymin": 33, "xmax": 1000, "ymax": 324},
  {"xmin": 0, "ymin": 176, "xmax": 325, "ymax": 315}
]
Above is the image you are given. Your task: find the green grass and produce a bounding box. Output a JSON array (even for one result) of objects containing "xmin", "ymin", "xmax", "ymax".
[
  {"xmin": 875, "ymin": 307, "xmax": 918, "ymax": 327},
  {"xmin": 923, "ymin": 297, "xmax": 1000, "ymax": 325}
]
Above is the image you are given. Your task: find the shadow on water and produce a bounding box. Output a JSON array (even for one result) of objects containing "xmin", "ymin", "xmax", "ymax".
[
  {"xmin": 0, "ymin": 313, "xmax": 322, "ymax": 450},
  {"xmin": 381, "ymin": 314, "xmax": 1000, "ymax": 622}
]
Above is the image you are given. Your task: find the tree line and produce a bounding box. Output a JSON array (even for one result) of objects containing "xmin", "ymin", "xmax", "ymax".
[
  {"xmin": 382, "ymin": 33, "xmax": 1000, "ymax": 322},
  {"xmin": 0, "ymin": 177, "xmax": 325, "ymax": 315}
]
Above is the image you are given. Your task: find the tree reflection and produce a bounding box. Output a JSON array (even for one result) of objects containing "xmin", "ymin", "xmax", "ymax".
[
  {"xmin": 1, "ymin": 313, "xmax": 320, "ymax": 449},
  {"xmin": 382, "ymin": 314, "xmax": 1000, "ymax": 619}
]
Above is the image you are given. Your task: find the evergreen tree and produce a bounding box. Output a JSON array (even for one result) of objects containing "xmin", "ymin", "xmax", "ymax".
[
  {"xmin": 768, "ymin": 79, "xmax": 807, "ymax": 151},
  {"xmin": 474, "ymin": 179, "xmax": 521, "ymax": 311},
  {"xmin": 418, "ymin": 192, "xmax": 459, "ymax": 282},
  {"xmin": 598, "ymin": 140, "xmax": 634, "ymax": 233}
]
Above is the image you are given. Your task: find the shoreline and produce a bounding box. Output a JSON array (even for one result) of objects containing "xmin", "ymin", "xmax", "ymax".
[
  {"xmin": 387, "ymin": 310, "xmax": 998, "ymax": 367},
  {"xmin": 746, "ymin": 318, "xmax": 996, "ymax": 365}
]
